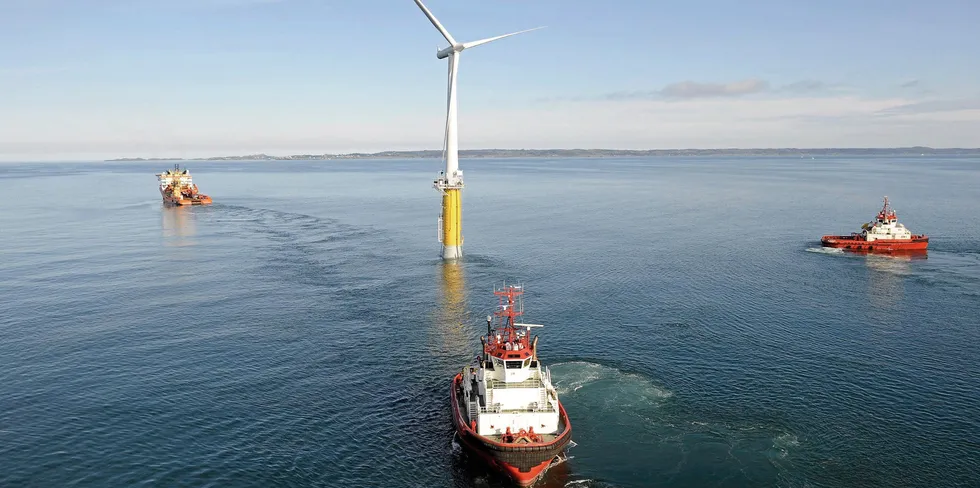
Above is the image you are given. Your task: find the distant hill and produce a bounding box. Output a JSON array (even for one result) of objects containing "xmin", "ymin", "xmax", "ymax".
[{"xmin": 106, "ymin": 147, "xmax": 980, "ymax": 161}]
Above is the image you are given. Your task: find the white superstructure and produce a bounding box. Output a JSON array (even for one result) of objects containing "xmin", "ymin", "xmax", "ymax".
[
  {"xmin": 157, "ymin": 167, "xmax": 194, "ymax": 192},
  {"xmin": 462, "ymin": 341, "xmax": 561, "ymax": 437},
  {"xmin": 860, "ymin": 197, "xmax": 913, "ymax": 241}
]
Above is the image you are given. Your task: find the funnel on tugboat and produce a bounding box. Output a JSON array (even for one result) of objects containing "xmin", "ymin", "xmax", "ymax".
[
  {"xmin": 156, "ymin": 165, "xmax": 212, "ymax": 206},
  {"xmin": 821, "ymin": 197, "xmax": 927, "ymax": 252},
  {"xmin": 452, "ymin": 284, "xmax": 572, "ymax": 486}
]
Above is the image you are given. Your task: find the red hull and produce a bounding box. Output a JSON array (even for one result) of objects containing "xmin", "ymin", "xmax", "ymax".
[
  {"xmin": 161, "ymin": 192, "xmax": 212, "ymax": 206},
  {"xmin": 451, "ymin": 373, "xmax": 572, "ymax": 486},
  {"xmin": 821, "ymin": 234, "xmax": 928, "ymax": 252}
]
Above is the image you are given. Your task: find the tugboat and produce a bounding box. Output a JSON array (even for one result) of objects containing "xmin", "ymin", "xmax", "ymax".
[
  {"xmin": 821, "ymin": 196, "xmax": 928, "ymax": 252},
  {"xmin": 156, "ymin": 165, "xmax": 212, "ymax": 206},
  {"xmin": 451, "ymin": 284, "xmax": 572, "ymax": 486}
]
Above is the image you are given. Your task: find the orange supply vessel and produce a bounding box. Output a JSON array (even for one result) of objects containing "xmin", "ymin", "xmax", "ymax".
[
  {"xmin": 821, "ymin": 196, "xmax": 928, "ymax": 252},
  {"xmin": 156, "ymin": 165, "xmax": 213, "ymax": 206},
  {"xmin": 451, "ymin": 284, "xmax": 572, "ymax": 486}
]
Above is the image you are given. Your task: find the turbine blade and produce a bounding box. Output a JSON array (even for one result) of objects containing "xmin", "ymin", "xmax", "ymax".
[
  {"xmin": 460, "ymin": 26, "xmax": 545, "ymax": 50},
  {"xmin": 414, "ymin": 0, "xmax": 457, "ymax": 46}
]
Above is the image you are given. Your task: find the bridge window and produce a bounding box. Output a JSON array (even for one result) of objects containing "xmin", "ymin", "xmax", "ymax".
[{"xmin": 505, "ymin": 360, "xmax": 524, "ymax": 369}]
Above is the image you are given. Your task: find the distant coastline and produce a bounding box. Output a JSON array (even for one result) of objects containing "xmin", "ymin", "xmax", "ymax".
[{"xmin": 105, "ymin": 147, "xmax": 980, "ymax": 161}]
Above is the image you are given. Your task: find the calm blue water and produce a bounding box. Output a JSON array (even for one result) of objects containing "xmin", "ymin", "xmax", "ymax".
[{"xmin": 1, "ymin": 157, "xmax": 978, "ymax": 487}]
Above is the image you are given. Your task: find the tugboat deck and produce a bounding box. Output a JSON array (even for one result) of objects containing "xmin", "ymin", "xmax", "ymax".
[{"xmin": 454, "ymin": 374, "xmax": 568, "ymax": 442}]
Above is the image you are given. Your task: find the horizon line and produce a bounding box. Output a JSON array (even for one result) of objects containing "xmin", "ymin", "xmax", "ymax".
[
  {"xmin": 3, "ymin": 146, "xmax": 980, "ymax": 163},
  {"xmin": 100, "ymin": 146, "xmax": 977, "ymax": 162}
]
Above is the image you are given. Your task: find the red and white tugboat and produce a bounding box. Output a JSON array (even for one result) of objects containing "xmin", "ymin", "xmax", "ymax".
[
  {"xmin": 821, "ymin": 196, "xmax": 928, "ymax": 252},
  {"xmin": 451, "ymin": 284, "xmax": 572, "ymax": 486}
]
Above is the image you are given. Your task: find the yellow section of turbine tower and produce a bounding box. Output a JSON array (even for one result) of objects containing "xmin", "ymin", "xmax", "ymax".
[{"xmin": 441, "ymin": 188, "xmax": 462, "ymax": 248}]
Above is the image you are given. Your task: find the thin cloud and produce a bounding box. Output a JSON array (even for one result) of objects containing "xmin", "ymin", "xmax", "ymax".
[
  {"xmin": 602, "ymin": 78, "xmax": 769, "ymax": 101},
  {"xmin": 661, "ymin": 79, "xmax": 769, "ymax": 98},
  {"xmin": 779, "ymin": 80, "xmax": 828, "ymax": 93},
  {"xmin": 7, "ymin": 94, "xmax": 980, "ymax": 160},
  {"xmin": 877, "ymin": 99, "xmax": 980, "ymax": 116},
  {"xmin": 897, "ymin": 79, "xmax": 934, "ymax": 96},
  {"xmin": 599, "ymin": 78, "xmax": 838, "ymax": 101},
  {"xmin": 603, "ymin": 90, "xmax": 659, "ymax": 100}
]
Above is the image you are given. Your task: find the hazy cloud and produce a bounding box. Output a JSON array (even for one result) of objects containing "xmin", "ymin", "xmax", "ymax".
[
  {"xmin": 602, "ymin": 90, "xmax": 658, "ymax": 100},
  {"xmin": 897, "ymin": 79, "xmax": 934, "ymax": 96},
  {"xmin": 599, "ymin": 78, "xmax": 840, "ymax": 101},
  {"xmin": 779, "ymin": 80, "xmax": 829, "ymax": 93},
  {"xmin": 6, "ymin": 94, "xmax": 980, "ymax": 161},
  {"xmin": 602, "ymin": 78, "xmax": 769, "ymax": 101},
  {"xmin": 877, "ymin": 99, "xmax": 980, "ymax": 116},
  {"xmin": 661, "ymin": 79, "xmax": 770, "ymax": 98}
]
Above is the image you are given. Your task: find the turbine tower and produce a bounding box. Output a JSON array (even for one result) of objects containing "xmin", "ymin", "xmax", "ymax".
[{"xmin": 413, "ymin": 0, "xmax": 542, "ymax": 260}]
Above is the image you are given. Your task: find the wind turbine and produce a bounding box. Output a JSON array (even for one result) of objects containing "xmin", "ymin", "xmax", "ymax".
[{"xmin": 413, "ymin": 0, "xmax": 543, "ymax": 260}]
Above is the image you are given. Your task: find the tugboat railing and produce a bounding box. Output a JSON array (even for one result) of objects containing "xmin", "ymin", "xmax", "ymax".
[
  {"xmin": 487, "ymin": 377, "xmax": 544, "ymax": 389},
  {"xmin": 479, "ymin": 402, "xmax": 556, "ymax": 414}
]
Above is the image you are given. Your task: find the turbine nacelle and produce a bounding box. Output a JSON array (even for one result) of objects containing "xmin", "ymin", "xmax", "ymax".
[{"xmin": 436, "ymin": 44, "xmax": 461, "ymax": 59}]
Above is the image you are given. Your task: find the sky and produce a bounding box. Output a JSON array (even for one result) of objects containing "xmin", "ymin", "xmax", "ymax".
[{"xmin": 1, "ymin": 0, "xmax": 978, "ymax": 161}]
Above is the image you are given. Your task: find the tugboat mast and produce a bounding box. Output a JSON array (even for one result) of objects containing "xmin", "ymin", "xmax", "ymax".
[{"xmin": 481, "ymin": 284, "xmax": 543, "ymax": 368}]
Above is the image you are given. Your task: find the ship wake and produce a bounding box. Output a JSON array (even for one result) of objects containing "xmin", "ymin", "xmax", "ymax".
[
  {"xmin": 805, "ymin": 247, "xmax": 845, "ymax": 255},
  {"xmin": 549, "ymin": 361, "xmax": 673, "ymax": 406},
  {"xmin": 547, "ymin": 361, "xmax": 804, "ymax": 485}
]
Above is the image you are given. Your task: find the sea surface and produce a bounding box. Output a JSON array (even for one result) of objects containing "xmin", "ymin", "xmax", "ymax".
[{"xmin": 1, "ymin": 156, "xmax": 978, "ymax": 488}]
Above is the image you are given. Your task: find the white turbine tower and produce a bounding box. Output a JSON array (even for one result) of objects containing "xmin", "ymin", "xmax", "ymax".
[{"xmin": 413, "ymin": 0, "xmax": 543, "ymax": 260}]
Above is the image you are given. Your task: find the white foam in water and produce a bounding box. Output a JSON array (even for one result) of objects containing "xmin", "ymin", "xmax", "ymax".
[
  {"xmin": 805, "ymin": 247, "xmax": 845, "ymax": 255},
  {"xmin": 771, "ymin": 432, "xmax": 800, "ymax": 458},
  {"xmin": 549, "ymin": 452, "xmax": 573, "ymax": 468},
  {"xmin": 450, "ymin": 433, "xmax": 462, "ymax": 455},
  {"xmin": 549, "ymin": 361, "xmax": 673, "ymax": 403},
  {"xmin": 565, "ymin": 478, "xmax": 619, "ymax": 488},
  {"xmin": 550, "ymin": 361, "xmax": 604, "ymax": 394}
]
